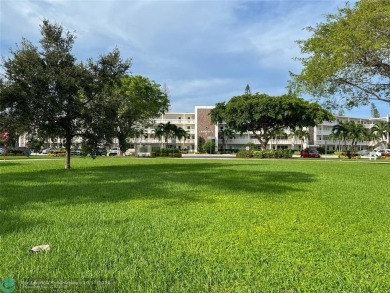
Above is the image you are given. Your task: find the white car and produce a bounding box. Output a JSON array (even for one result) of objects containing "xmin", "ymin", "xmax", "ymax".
[
  {"xmin": 0, "ymin": 147, "xmax": 3, "ymax": 155},
  {"xmin": 375, "ymin": 149, "xmax": 390, "ymax": 157},
  {"xmin": 357, "ymin": 150, "xmax": 370, "ymax": 156},
  {"xmin": 108, "ymin": 147, "xmax": 120, "ymax": 156}
]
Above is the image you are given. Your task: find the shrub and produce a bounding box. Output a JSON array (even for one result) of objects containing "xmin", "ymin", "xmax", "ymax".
[
  {"xmin": 236, "ymin": 150, "xmax": 253, "ymax": 158},
  {"xmin": 236, "ymin": 149, "xmax": 294, "ymax": 159},
  {"xmin": 6, "ymin": 148, "xmax": 24, "ymax": 156},
  {"xmin": 203, "ymin": 140, "xmax": 216, "ymax": 154},
  {"xmin": 48, "ymin": 148, "xmax": 66, "ymax": 157},
  {"xmin": 152, "ymin": 148, "xmax": 182, "ymax": 158}
]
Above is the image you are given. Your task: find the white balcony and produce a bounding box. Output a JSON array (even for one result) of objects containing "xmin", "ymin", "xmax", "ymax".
[{"xmin": 154, "ymin": 119, "xmax": 195, "ymax": 125}]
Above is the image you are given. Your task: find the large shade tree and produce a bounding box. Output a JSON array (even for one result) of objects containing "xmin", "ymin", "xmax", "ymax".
[
  {"xmin": 211, "ymin": 93, "xmax": 333, "ymax": 149},
  {"xmin": 0, "ymin": 20, "xmax": 131, "ymax": 168},
  {"xmin": 114, "ymin": 75, "xmax": 170, "ymax": 153},
  {"xmin": 289, "ymin": 0, "xmax": 390, "ymax": 110}
]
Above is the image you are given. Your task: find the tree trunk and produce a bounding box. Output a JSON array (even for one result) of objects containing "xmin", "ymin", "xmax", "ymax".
[{"xmin": 65, "ymin": 138, "xmax": 72, "ymax": 169}]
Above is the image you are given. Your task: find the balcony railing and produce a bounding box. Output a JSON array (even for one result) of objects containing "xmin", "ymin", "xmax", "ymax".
[
  {"xmin": 154, "ymin": 119, "xmax": 195, "ymax": 125},
  {"xmin": 128, "ymin": 138, "xmax": 195, "ymax": 144}
]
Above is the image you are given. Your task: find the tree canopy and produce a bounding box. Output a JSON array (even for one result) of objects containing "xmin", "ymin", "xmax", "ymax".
[
  {"xmin": 289, "ymin": 0, "xmax": 390, "ymax": 110},
  {"xmin": 0, "ymin": 20, "xmax": 131, "ymax": 168},
  {"xmin": 210, "ymin": 93, "xmax": 333, "ymax": 149},
  {"xmin": 114, "ymin": 75, "xmax": 170, "ymax": 152}
]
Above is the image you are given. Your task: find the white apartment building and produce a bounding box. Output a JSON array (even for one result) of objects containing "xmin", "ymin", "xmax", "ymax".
[
  {"xmin": 128, "ymin": 106, "xmax": 390, "ymax": 153},
  {"xmin": 18, "ymin": 106, "xmax": 389, "ymax": 153},
  {"xmin": 310, "ymin": 116, "xmax": 389, "ymax": 151}
]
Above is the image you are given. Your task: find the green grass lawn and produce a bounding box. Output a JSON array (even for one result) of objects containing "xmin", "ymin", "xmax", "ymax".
[{"xmin": 1, "ymin": 157, "xmax": 390, "ymax": 292}]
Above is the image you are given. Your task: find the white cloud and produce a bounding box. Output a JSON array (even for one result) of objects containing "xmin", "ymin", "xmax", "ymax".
[{"xmin": 1, "ymin": 0, "xmax": 374, "ymax": 117}]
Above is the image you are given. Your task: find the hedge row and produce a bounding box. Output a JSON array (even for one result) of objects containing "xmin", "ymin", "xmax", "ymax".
[
  {"xmin": 236, "ymin": 149, "xmax": 294, "ymax": 159},
  {"xmin": 335, "ymin": 152, "xmax": 390, "ymax": 159},
  {"xmin": 152, "ymin": 148, "xmax": 182, "ymax": 158},
  {"xmin": 4, "ymin": 149, "xmax": 25, "ymax": 156}
]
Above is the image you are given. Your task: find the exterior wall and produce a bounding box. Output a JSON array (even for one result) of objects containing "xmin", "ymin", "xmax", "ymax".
[
  {"xmin": 195, "ymin": 106, "xmax": 217, "ymax": 151},
  {"xmin": 127, "ymin": 112, "xmax": 196, "ymax": 152}
]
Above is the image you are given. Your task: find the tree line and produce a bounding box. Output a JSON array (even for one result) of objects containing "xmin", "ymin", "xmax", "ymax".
[{"xmin": 331, "ymin": 121, "xmax": 390, "ymax": 152}]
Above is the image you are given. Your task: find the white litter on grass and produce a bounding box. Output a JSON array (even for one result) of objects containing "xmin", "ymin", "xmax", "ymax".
[{"xmin": 30, "ymin": 244, "xmax": 50, "ymax": 253}]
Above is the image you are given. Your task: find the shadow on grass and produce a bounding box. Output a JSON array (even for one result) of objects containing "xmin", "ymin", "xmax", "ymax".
[{"xmin": 0, "ymin": 160, "xmax": 316, "ymax": 234}]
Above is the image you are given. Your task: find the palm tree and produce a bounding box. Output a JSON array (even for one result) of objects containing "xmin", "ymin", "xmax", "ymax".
[
  {"xmin": 218, "ymin": 128, "xmax": 235, "ymax": 153},
  {"xmin": 371, "ymin": 121, "xmax": 390, "ymax": 148},
  {"xmin": 289, "ymin": 127, "xmax": 309, "ymax": 150},
  {"xmin": 153, "ymin": 124, "xmax": 165, "ymax": 149},
  {"xmin": 175, "ymin": 127, "xmax": 189, "ymax": 149},
  {"xmin": 332, "ymin": 122, "xmax": 349, "ymax": 151},
  {"xmin": 345, "ymin": 122, "xmax": 366, "ymax": 151},
  {"xmin": 153, "ymin": 122, "xmax": 187, "ymax": 149}
]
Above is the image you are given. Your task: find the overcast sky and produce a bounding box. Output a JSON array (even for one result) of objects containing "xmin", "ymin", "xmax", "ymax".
[{"xmin": 1, "ymin": 0, "xmax": 388, "ymax": 118}]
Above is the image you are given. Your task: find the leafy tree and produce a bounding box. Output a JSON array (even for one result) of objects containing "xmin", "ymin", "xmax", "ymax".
[
  {"xmin": 114, "ymin": 75, "xmax": 169, "ymax": 152},
  {"xmin": 289, "ymin": 0, "xmax": 390, "ymax": 109},
  {"xmin": 370, "ymin": 103, "xmax": 381, "ymax": 118},
  {"xmin": 211, "ymin": 93, "xmax": 333, "ymax": 149},
  {"xmin": 209, "ymin": 102, "xmax": 226, "ymax": 124},
  {"xmin": 197, "ymin": 136, "xmax": 205, "ymax": 153},
  {"xmin": 203, "ymin": 140, "xmax": 215, "ymax": 154},
  {"xmin": 0, "ymin": 20, "xmax": 130, "ymax": 168}
]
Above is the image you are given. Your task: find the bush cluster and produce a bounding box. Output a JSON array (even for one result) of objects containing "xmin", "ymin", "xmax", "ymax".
[
  {"xmin": 5, "ymin": 148, "xmax": 24, "ymax": 156},
  {"xmin": 48, "ymin": 148, "xmax": 66, "ymax": 157},
  {"xmin": 335, "ymin": 151, "xmax": 390, "ymax": 160},
  {"xmin": 152, "ymin": 148, "xmax": 182, "ymax": 158},
  {"xmin": 236, "ymin": 149, "xmax": 294, "ymax": 159},
  {"xmin": 334, "ymin": 151, "xmax": 355, "ymax": 159}
]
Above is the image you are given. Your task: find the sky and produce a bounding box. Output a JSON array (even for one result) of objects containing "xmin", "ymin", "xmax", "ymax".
[{"xmin": 1, "ymin": 0, "xmax": 389, "ymax": 118}]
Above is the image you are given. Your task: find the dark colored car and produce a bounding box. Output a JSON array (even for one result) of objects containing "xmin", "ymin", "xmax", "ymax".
[
  {"xmin": 70, "ymin": 149, "xmax": 82, "ymax": 155},
  {"xmin": 300, "ymin": 149, "xmax": 321, "ymax": 158},
  {"xmin": 91, "ymin": 148, "xmax": 106, "ymax": 156}
]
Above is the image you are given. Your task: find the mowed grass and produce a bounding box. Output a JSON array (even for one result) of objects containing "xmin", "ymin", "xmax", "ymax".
[{"xmin": 1, "ymin": 157, "xmax": 390, "ymax": 292}]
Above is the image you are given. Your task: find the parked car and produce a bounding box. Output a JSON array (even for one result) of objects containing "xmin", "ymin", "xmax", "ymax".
[
  {"xmin": 300, "ymin": 149, "xmax": 321, "ymax": 158},
  {"xmin": 0, "ymin": 147, "xmax": 4, "ymax": 155},
  {"xmin": 357, "ymin": 150, "xmax": 370, "ymax": 156},
  {"xmin": 108, "ymin": 147, "xmax": 120, "ymax": 156},
  {"xmin": 40, "ymin": 148, "xmax": 52, "ymax": 154},
  {"xmin": 91, "ymin": 148, "xmax": 106, "ymax": 156},
  {"xmin": 70, "ymin": 149, "xmax": 82, "ymax": 155},
  {"xmin": 375, "ymin": 149, "xmax": 390, "ymax": 157}
]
